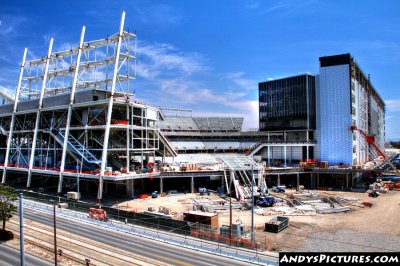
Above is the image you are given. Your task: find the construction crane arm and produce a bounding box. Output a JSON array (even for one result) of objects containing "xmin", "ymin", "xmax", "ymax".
[{"xmin": 350, "ymin": 126, "xmax": 386, "ymax": 159}]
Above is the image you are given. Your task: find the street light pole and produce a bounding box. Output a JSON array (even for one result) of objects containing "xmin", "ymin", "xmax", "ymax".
[
  {"xmin": 251, "ymin": 165, "xmax": 255, "ymax": 243},
  {"xmin": 54, "ymin": 205, "xmax": 58, "ymax": 266},
  {"xmin": 19, "ymin": 193, "xmax": 25, "ymax": 266},
  {"xmin": 229, "ymin": 170, "xmax": 233, "ymax": 246}
]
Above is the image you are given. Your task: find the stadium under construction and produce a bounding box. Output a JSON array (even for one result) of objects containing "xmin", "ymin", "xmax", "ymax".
[{"xmin": 0, "ymin": 12, "xmax": 398, "ymax": 203}]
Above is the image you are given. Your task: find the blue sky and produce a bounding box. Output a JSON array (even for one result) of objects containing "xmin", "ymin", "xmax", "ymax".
[{"xmin": 0, "ymin": 0, "xmax": 399, "ymax": 138}]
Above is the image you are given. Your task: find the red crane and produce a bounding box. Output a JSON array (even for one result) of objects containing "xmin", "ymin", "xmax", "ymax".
[{"xmin": 350, "ymin": 126, "xmax": 386, "ymax": 159}]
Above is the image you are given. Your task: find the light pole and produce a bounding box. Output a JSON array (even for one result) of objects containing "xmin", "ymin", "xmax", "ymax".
[
  {"xmin": 19, "ymin": 193, "xmax": 25, "ymax": 266},
  {"xmin": 229, "ymin": 170, "xmax": 233, "ymax": 246},
  {"xmin": 251, "ymin": 165, "xmax": 255, "ymax": 243},
  {"xmin": 54, "ymin": 205, "xmax": 58, "ymax": 266}
]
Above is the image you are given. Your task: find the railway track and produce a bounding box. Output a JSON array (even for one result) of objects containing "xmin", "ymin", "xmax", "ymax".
[
  {"xmin": 8, "ymin": 218, "xmax": 170, "ymax": 266},
  {"xmin": 12, "ymin": 233, "xmax": 85, "ymax": 265}
]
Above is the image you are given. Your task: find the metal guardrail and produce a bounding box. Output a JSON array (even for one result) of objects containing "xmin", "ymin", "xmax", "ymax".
[{"xmin": 18, "ymin": 199, "xmax": 277, "ymax": 265}]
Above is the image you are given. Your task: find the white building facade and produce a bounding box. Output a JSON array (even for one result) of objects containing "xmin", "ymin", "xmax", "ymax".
[{"xmin": 318, "ymin": 54, "xmax": 385, "ymax": 165}]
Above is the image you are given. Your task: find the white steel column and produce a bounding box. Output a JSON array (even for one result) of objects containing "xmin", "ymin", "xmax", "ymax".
[
  {"xmin": 2, "ymin": 48, "xmax": 27, "ymax": 184},
  {"xmin": 267, "ymin": 145, "xmax": 271, "ymax": 165},
  {"xmin": 126, "ymin": 103, "xmax": 130, "ymax": 173},
  {"xmin": 98, "ymin": 11, "xmax": 125, "ymax": 200},
  {"xmin": 284, "ymin": 145, "xmax": 287, "ymax": 168},
  {"xmin": 58, "ymin": 26, "xmax": 86, "ymax": 193},
  {"xmin": 27, "ymin": 39, "xmax": 53, "ymax": 187}
]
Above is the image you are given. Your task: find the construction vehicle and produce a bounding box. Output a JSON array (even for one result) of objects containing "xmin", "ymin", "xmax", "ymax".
[
  {"xmin": 199, "ymin": 187, "xmax": 210, "ymax": 196},
  {"xmin": 350, "ymin": 126, "xmax": 399, "ymax": 175},
  {"xmin": 88, "ymin": 208, "xmax": 108, "ymax": 221},
  {"xmin": 253, "ymin": 194, "xmax": 278, "ymax": 207}
]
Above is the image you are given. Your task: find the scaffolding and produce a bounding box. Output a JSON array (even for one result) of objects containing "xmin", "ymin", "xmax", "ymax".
[{"xmin": 0, "ymin": 11, "xmax": 175, "ymax": 200}]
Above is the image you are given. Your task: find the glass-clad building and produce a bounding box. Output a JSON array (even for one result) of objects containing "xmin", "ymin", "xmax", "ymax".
[
  {"xmin": 318, "ymin": 53, "xmax": 385, "ymax": 165},
  {"xmin": 259, "ymin": 74, "xmax": 316, "ymax": 131}
]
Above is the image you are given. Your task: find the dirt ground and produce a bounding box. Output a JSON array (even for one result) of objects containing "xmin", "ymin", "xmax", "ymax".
[{"xmin": 116, "ymin": 189, "xmax": 400, "ymax": 252}]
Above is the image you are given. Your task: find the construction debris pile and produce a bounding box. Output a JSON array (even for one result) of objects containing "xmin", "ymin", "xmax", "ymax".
[
  {"xmin": 192, "ymin": 198, "xmax": 242, "ymax": 212},
  {"xmin": 250, "ymin": 189, "xmax": 358, "ymax": 216}
]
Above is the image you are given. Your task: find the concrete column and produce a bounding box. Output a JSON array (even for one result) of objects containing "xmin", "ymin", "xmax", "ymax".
[
  {"xmin": 231, "ymin": 171, "xmax": 238, "ymax": 198},
  {"xmin": 126, "ymin": 179, "xmax": 132, "ymax": 197},
  {"xmin": 126, "ymin": 180, "xmax": 130, "ymax": 197},
  {"xmin": 346, "ymin": 173, "xmax": 349, "ymax": 189},
  {"xmin": 277, "ymin": 173, "xmax": 281, "ymax": 186},
  {"xmin": 311, "ymin": 173, "xmax": 315, "ymax": 189},
  {"xmin": 191, "ymin": 176, "xmax": 194, "ymax": 193},
  {"xmin": 160, "ymin": 177, "xmax": 163, "ymax": 194},
  {"xmin": 296, "ymin": 172, "xmax": 300, "ymax": 189},
  {"xmin": 306, "ymin": 145, "xmax": 309, "ymax": 161},
  {"xmin": 316, "ymin": 173, "xmax": 320, "ymax": 188},
  {"xmin": 267, "ymin": 146, "xmax": 271, "ymax": 165},
  {"xmin": 284, "ymin": 146, "xmax": 287, "ymax": 168},
  {"xmin": 104, "ymin": 182, "xmax": 108, "ymax": 194}
]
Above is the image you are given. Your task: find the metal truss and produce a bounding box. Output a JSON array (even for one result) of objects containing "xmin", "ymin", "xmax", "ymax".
[{"xmin": 0, "ymin": 11, "xmax": 173, "ymax": 201}]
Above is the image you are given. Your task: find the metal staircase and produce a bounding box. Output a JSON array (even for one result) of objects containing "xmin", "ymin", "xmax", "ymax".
[{"xmin": 49, "ymin": 129, "xmax": 100, "ymax": 168}]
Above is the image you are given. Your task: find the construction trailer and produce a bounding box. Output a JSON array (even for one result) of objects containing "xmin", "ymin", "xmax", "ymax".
[{"xmin": 0, "ymin": 12, "xmax": 175, "ymax": 201}]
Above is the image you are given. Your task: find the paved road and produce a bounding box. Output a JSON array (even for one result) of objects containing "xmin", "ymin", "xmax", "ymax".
[
  {"xmin": 0, "ymin": 243, "xmax": 53, "ymax": 266},
  {"xmin": 23, "ymin": 209, "xmax": 274, "ymax": 265}
]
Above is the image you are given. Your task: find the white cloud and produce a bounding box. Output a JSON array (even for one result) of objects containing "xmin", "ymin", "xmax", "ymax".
[
  {"xmin": 57, "ymin": 42, "xmax": 75, "ymax": 52},
  {"xmin": 136, "ymin": 42, "xmax": 207, "ymax": 79},
  {"xmin": 246, "ymin": 0, "xmax": 318, "ymax": 17},
  {"xmin": 0, "ymin": 15, "xmax": 25, "ymax": 36},
  {"xmin": 224, "ymin": 72, "xmax": 257, "ymax": 91},
  {"xmin": 385, "ymin": 99, "xmax": 400, "ymax": 112},
  {"xmin": 134, "ymin": 41, "xmax": 258, "ymax": 128},
  {"xmin": 131, "ymin": 3, "xmax": 183, "ymax": 26}
]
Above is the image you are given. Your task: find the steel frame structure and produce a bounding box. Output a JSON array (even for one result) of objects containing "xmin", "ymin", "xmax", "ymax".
[{"xmin": 0, "ymin": 11, "xmax": 174, "ymax": 200}]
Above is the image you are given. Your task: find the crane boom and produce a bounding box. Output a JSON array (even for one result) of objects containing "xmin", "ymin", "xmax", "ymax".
[{"xmin": 350, "ymin": 126, "xmax": 386, "ymax": 159}]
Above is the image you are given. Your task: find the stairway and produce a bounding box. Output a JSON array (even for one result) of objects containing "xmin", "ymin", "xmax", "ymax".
[
  {"xmin": 375, "ymin": 153, "xmax": 399, "ymax": 174},
  {"xmin": 49, "ymin": 129, "xmax": 100, "ymax": 169}
]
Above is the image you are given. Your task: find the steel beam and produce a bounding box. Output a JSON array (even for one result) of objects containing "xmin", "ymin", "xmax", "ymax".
[
  {"xmin": 27, "ymin": 38, "xmax": 53, "ymax": 187},
  {"xmin": 2, "ymin": 48, "xmax": 27, "ymax": 183},
  {"xmin": 126, "ymin": 103, "xmax": 130, "ymax": 173},
  {"xmin": 99, "ymin": 11, "xmax": 126, "ymax": 200},
  {"xmin": 58, "ymin": 26, "xmax": 86, "ymax": 194}
]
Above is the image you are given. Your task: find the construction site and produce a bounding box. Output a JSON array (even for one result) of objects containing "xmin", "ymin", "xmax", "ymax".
[{"xmin": 1, "ymin": 11, "xmax": 399, "ymax": 256}]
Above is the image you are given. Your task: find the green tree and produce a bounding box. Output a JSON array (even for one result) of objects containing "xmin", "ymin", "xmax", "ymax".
[{"xmin": 0, "ymin": 184, "xmax": 17, "ymax": 231}]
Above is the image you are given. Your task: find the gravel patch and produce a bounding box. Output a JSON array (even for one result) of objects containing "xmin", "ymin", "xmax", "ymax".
[{"xmin": 301, "ymin": 229, "xmax": 400, "ymax": 252}]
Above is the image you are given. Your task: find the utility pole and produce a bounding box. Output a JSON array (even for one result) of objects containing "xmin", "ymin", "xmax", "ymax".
[
  {"xmin": 229, "ymin": 170, "xmax": 233, "ymax": 246},
  {"xmin": 251, "ymin": 165, "xmax": 255, "ymax": 243},
  {"xmin": 54, "ymin": 205, "xmax": 58, "ymax": 266},
  {"xmin": 19, "ymin": 193, "xmax": 25, "ymax": 266}
]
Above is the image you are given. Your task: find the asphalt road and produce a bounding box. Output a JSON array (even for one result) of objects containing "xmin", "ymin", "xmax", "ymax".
[
  {"xmin": 22, "ymin": 209, "xmax": 272, "ymax": 266},
  {"xmin": 0, "ymin": 243, "xmax": 53, "ymax": 266}
]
